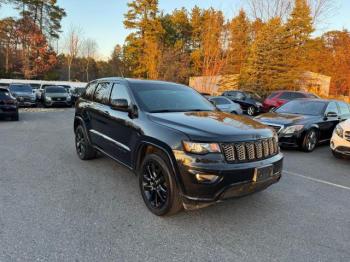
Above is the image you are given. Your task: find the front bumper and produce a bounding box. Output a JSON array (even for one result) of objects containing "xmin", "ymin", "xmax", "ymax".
[
  {"xmin": 331, "ymin": 133, "xmax": 350, "ymax": 157},
  {"xmin": 174, "ymin": 150, "xmax": 283, "ymax": 209},
  {"xmin": 0, "ymin": 105, "xmax": 18, "ymax": 115},
  {"xmin": 45, "ymin": 100, "xmax": 72, "ymax": 106}
]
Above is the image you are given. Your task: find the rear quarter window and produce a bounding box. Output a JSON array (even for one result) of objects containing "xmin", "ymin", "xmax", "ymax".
[{"xmin": 82, "ymin": 82, "xmax": 98, "ymax": 100}]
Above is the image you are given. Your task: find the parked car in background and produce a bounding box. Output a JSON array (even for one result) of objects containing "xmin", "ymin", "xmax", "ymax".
[
  {"xmin": 0, "ymin": 87, "xmax": 19, "ymax": 121},
  {"xmin": 222, "ymin": 90, "xmax": 263, "ymax": 116},
  {"xmin": 331, "ymin": 119, "xmax": 350, "ymax": 159},
  {"xmin": 42, "ymin": 86, "xmax": 72, "ymax": 107},
  {"xmin": 255, "ymin": 99, "xmax": 350, "ymax": 152},
  {"xmin": 9, "ymin": 84, "xmax": 37, "ymax": 107},
  {"xmin": 74, "ymin": 78, "xmax": 283, "ymax": 216},
  {"xmin": 263, "ymin": 91, "xmax": 318, "ymax": 112},
  {"xmin": 71, "ymin": 87, "xmax": 86, "ymax": 104},
  {"xmin": 208, "ymin": 96, "xmax": 243, "ymax": 114}
]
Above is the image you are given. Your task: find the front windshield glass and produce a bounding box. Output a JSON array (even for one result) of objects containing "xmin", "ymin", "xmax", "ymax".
[
  {"xmin": 276, "ymin": 100, "xmax": 326, "ymax": 116},
  {"xmin": 246, "ymin": 91, "xmax": 261, "ymax": 100},
  {"xmin": 46, "ymin": 87, "xmax": 67, "ymax": 94},
  {"xmin": 9, "ymin": 85, "xmax": 32, "ymax": 93},
  {"xmin": 130, "ymin": 82, "xmax": 215, "ymax": 113}
]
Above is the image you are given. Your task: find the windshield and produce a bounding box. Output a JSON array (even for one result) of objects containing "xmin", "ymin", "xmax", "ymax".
[
  {"xmin": 130, "ymin": 82, "xmax": 215, "ymax": 113},
  {"xmin": 45, "ymin": 87, "xmax": 67, "ymax": 94},
  {"xmin": 246, "ymin": 91, "xmax": 261, "ymax": 100},
  {"xmin": 276, "ymin": 100, "xmax": 326, "ymax": 116},
  {"xmin": 9, "ymin": 84, "xmax": 32, "ymax": 93}
]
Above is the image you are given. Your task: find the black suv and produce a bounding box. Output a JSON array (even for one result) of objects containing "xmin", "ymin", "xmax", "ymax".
[
  {"xmin": 0, "ymin": 87, "xmax": 19, "ymax": 121},
  {"xmin": 222, "ymin": 90, "xmax": 263, "ymax": 116},
  {"xmin": 74, "ymin": 78, "xmax": 283, "ymax": 216}
]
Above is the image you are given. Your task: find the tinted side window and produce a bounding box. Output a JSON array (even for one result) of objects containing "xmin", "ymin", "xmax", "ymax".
[
  {"xmin": 325, "ymin": 102, "xmax": 339, "ymax": 114},
  {"xmin": 110, "ymin": 83, "xmax": 131, "ymax": 104},
  {"xmin": 280, "ymin": 92, "xmax": 292, "ymax": 100},
  {"xmin": 93, "ymin": 82, "xmax": 112, "ymax": 104},
  {"xmin": 83, "ymin": 82, "xmax": 98, "ymax": 100},
  {"xmin": 214, "ymin": 98, "xmax": 230, "ymax": 105},
  {"xmin": 337, "ymin": 102, "xmax": 350, "ymax": 115},
  {"xmin": 292, "ymin": 93, "xmax": 306, "ymax": 99}
]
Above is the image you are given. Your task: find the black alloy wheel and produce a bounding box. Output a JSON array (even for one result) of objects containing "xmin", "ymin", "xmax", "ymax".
[
  {"xmin": 139, "ymin": 153, "xmax": 182, "ymax": 216},
  {"xmin": 301, "ymin": 129, "xmax": 318, "ymax": 152},
  {"xmin": 75, "ymin": 125, "xmax": 97, "ymax": 160}
]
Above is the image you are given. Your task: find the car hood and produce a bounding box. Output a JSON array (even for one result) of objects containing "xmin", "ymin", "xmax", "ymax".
[
  {"xmin": 46, "ymin": 93, "xmax": 68, "ymax": 98},
  {"xmin": 12, "ymin": 91, "xmax": 33, "ymax": 97},
  {"xmin": 255, "ymin": 112, "xmax": 319, "ymax": 126},
  {"xmin": 148, "ymin": 111, "xmax": 274, "ymax": 142}
]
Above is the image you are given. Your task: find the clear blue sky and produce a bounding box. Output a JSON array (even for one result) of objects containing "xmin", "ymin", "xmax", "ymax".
[{"xmin": 2, "ymin": 0, "xmax": 350, "ymax": 59}]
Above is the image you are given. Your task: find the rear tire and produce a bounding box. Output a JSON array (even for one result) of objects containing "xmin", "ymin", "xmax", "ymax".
[
  {"xmin": 139, "ymin": 153, "xmax": 183, "ymax": 216},
  {"xmin": 301, "ymin": 129, "xmax": 318, "ymax": 152},
  {"xmin": 75, "ymin": 125, "xmax": 97, "ymax": 160}
]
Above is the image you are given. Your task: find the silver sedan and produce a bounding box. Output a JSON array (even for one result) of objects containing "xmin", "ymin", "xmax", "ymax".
[{"xmin": 209, "ymin": 96, "xmax": 243, "ymax": 115}]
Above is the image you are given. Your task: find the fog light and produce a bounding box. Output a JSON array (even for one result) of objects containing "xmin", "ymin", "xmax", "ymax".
[{"xmin": 195, "ymin": 173, "xmax": 219, "ymax": 183}]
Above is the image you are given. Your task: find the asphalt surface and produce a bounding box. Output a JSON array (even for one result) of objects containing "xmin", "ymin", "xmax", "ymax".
[{"xmin": 1, "ymin": 109, "xmax": 350, "ymax": 262}]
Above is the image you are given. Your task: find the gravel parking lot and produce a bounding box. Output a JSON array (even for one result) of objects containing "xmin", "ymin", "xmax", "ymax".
[{"xmin": 1, "ymin": 109, "xmax": 350, "ymax": 262}]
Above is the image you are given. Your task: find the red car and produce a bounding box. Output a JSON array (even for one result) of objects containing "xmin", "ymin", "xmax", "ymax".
[{"xmin": 263, "ymin": 91, "xmax": 318, "ymax": 112}]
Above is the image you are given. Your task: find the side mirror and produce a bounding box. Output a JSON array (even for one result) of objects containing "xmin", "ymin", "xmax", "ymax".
[
  {"xmin": 325, "ymin": 112, "xmax": 338, "ymax": 118},
  {"xmin": 209, "ymin": 100, "xmax": 216, "ymax": 106},
  {"xmin": 111, "ymin": 99, "xmax": 129, "ymax": 111}
]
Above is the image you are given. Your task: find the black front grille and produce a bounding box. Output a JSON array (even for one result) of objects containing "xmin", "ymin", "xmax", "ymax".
[
  {"xmin": 221, "ymin": 138, "xmax": 279, "ymax": 163},
  {"xmin": 17, "ymin": 96, "xmax": 32, "ymax": 102},
  {"xmin": 52, "ymin": 97, "xmax": 66, "ymax": 102}
]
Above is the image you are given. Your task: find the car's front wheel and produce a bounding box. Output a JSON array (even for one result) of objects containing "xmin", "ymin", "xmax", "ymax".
[
  {"xmin": 301, "ymin": 129, "xmax": 318, "ymax": 152},
  {"xmin": 139, "ymin": 153, "xmax": 183, "ymax": 216},
  {"xmin": 75, "ymin": 125, "xmax": 97, "ymax": 160},
  {"xmin": 247, "ymin": 106, "xmax": 256, "ymax": 116}
]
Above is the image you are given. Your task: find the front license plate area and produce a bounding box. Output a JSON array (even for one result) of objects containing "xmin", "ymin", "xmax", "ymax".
[{"xmin": 253, "ymin": 165, "xmax": 274, "ymax": 182}]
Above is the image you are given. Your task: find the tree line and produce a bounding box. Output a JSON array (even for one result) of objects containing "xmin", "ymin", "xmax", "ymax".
[{"xmin": 0, "ymin": 0, "xmax": 349, "ymax": 96}]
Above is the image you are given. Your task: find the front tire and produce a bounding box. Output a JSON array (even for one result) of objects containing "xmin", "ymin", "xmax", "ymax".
[
  {"xmin": 247, "ymin": 106, "xmax": 256, "ymax": 116},
  {"xmin": 75, "ymin": 125, "xmax": 97, "ymax": 160},
  {"xmin": 139, "ymin": 153, "xmax": 183, "ymax": 216},
  {"xmin": 301, "ymin": 129, "xmax": 318, "ymax": 152}
]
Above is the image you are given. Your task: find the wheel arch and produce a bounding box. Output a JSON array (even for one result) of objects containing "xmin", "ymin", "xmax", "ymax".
[
  {"xmin": 134, "ymin": 140, "xmax": 185, "ymax": 195},
  {"xmin": 74, "ymin": 116, "xmax": 92, "ymax": 144}
]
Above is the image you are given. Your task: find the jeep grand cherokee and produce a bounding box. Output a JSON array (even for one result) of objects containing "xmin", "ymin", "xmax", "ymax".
[{"xmin": 74, "ymin": 78, "xmax": 283, "ymax": 216}]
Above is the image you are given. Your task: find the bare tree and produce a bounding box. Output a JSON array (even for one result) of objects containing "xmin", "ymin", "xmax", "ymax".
[
  {"xmin": 248, "ymin": 0, "xmax": 336, "ymax": 25},
  {"xmin": 82, "ymin": 38, "xmax": 97, "ymax": 82},
  {"xmin": 65, "ymin": 27, "xmax": 82, "ymax": 81}
]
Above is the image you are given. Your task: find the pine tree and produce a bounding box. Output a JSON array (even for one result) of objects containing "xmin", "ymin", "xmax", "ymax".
[
  {"xmin": 123, "ymin": 0, "xmax": 163, "ymax": 79},
  {"xmin": 285, "ymin": 0, "xmax": 314, "ymax": 76},
  {"xmin": 240, "ymin": 18, "xmax": 296, "ymax": 94},
  {"xmin": 224, "ymin": 9, "xmax": 251, "ymax": 74}
]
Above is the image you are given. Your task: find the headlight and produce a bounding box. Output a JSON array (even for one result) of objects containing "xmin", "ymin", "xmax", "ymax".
[
  {"xmin": 334, "ymin": 124, "xmax": 344, "ymax": 138},
  {"xmin": 67, "ymin": 95, "xmax": 71, "ymax": 101},
  {"xmin": 256, "ymin": 102, "xmax": 263, "ymax": 107},
  {"xmin": 46, "ymin": 96, "xmax": 52, "ymax": 101},
  {"xmin": 183, "ymin": 141, "xmax": 221, "ymax": 154},
  {"xmin": 281, "ymin": 125, "xmax": 304, "ymax": 135}
]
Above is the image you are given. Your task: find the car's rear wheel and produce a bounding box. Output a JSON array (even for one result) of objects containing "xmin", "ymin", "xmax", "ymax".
[
  {"xmin": 139, "ymin": 153, "xmax": 182, "ymax": 216},
  {"xmin": 75, "ymin": 125, "xmax": 97, "ymax": 160},
  {"xmin": 247, "ymin": 106, "xmax": 256, "ymax": 116},
  {"xmin": 301, "ymin": 129, "xmax": 318, "ymax": 152}
]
